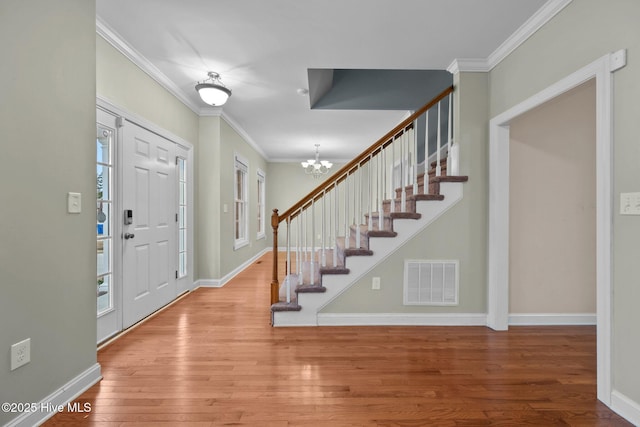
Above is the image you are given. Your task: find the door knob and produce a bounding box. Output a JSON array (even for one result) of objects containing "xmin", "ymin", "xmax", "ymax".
[{"xmin": 124, "ymin": 233, "xmax": 135, "ymax": 240}]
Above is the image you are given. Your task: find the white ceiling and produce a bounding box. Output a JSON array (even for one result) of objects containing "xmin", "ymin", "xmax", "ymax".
[{"xmin": 96, "ymin": 0, "xmax": 549, "ymax": 162}]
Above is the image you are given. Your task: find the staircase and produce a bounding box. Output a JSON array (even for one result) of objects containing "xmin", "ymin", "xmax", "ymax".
[{"xmin": 269, "ymin": 86, "xmax": 468, "ymax": 326}]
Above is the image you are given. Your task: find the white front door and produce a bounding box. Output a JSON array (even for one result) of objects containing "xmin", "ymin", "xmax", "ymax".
[{"xmin": 122, "ymin": 121, "xmax": 177, "ymax": 328}]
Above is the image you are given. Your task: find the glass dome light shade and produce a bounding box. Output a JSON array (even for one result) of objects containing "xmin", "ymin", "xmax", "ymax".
[{"xmin": 196, "ymin": 83, "xmax": 231, "ymax": 106}]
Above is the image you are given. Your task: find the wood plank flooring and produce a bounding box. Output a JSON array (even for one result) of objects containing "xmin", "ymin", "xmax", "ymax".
[{"xmin": 45, "ymin": 253, "xmax": 631, "ymax": 426}]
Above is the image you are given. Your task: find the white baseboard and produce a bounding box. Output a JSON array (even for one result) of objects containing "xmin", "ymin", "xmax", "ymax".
[
  {"xmin": 194, "ymin": 278, "xmax": 222, "ymax": 288},
  {"xmin": 317, "ymin": 313, "xmax": 487, "ymax": 327},
  {"xmin": 195, "ymin": 248, "xmax": 269, "ymax": 289},
  {"xmin": 508, "ymin": 313, "xmax": 596, "ymax": 326},
  {"xmin": 5, "ymin": 363, "xmax": 101, "ymax": 427},
  {"xmin": 611, "ymin": 389, "xmax": 640, "ymax": 426}
]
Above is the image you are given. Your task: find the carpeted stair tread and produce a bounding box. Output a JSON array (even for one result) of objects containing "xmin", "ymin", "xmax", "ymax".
[
  {"xmin": 271, "ymin": 301, "xmax": 302, "ymax": 312},
  {"xmin": 344, "ymin": 248, "xmax": 374, "ymax": 257},
  {"xmin": 367, "ymin": 229, "xmax": 398, "ymax": 238},
  {"xmin": 296, "ymin": 284, "xmax": 327, "ymax": 293},
  {"xmin": 320, "ymin": 267, "xmax": 350, "ymax": 275},
  {"xmin": 430, "ymin": 175, "xmax": 468, "ymax": 183},
  {"xmin": 412, "ymin": 194, "xmax": 445, "ymax": 201},
  {"xmin": 390, "ymin": 212, "xmax": 421, "ymax": 220},
  {"xmin": 350, "ymin": 224, "xmax": 397, "ymax": 238}
]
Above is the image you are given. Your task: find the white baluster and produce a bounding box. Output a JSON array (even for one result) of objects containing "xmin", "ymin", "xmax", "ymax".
[
  {"xmin": 424, "ymin": 110, "xmax": 429, "ymax": 195},
  {"xmin": 448, "ymin": 93, "xmax": 459, "ymax": 176},
  {"xmin": 390, "ymin": 139, "xmax": 395, "ymax": 214},
  {"xmin": 333, "ymin": 181, "xmax": 338, "ymax": 268},
  {"xmin": 344, "ymin": 173, "xmax": 350, "ymax": 249},
  {"xmin": 436, "ymin": 101, "xmax": 442, "ymax": 177},
  {"xmin": 297, "ymin": 210, "xmax": 301, "ymax": 276},
  {"xmin": 355, "ymin": 165, "xmax": 361, "ymax": 249},
  {"xmin": 368, "ymin": 155, "xmax": 373, "ymax": 232},
  {"xmin": 378, "ymin": 150, "xmax": 383, "ymax": 231},
  {"xmin": 400, "ymin": 132, "xmax": 406, "ymax": 212},
  {"xmin": 286, "ymin": 217, "xmax": 291, "ymax": 303},
  {"xmin": 412, "ymin": 123, "xmax": 418, "ymax": 196},
  {"xmin": 322, "ymin": 190, "xmax": 326, "ymax": 268},
  {"xmin": 310, "ymin": 199, "xmax": 315, "ymax": 286}
]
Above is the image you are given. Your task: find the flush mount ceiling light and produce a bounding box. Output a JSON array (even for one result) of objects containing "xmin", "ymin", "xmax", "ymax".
[
  {"xmin": 195, "ymin": 71, "xmax": 232, "ymax": 106},
  {"xmin": 301, "ymin": 144, "xmax": 332, "ymax": 178}
]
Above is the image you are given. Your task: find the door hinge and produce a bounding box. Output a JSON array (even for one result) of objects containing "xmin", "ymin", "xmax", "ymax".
[
  {"xmin": 176, "ymin": 213, "xmax": 179, "ymax": 222},
  {"xmin": 175, "ymin": 270, "xmax": 178, "ymax": 279},
  {"xmin": 115, "ymin": 116, "xmax": 125, "ymax": 128}
]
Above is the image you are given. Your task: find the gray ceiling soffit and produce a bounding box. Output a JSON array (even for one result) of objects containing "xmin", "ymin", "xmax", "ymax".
[
  {"xmin": 309, "ymin": 69, "xmax": 453, "ymax": 111},
  {"xmin": 307, "ymin": 69, "xmax": 334, "ymax": 108}
]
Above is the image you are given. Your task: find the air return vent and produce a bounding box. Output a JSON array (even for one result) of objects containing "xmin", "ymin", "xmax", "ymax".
[{"xmin": 404, "ymin": 260, "xmax": 458, "ymax": 305}]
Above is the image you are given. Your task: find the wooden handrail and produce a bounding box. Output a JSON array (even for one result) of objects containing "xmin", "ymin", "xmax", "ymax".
[{"xmin": 277, "ymin": 85, "xmax": 454, "ymax": 223}]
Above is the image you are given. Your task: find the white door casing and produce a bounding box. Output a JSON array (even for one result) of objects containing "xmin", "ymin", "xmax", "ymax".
[
  {"xmin": 122, "ymin": 121, "xmax": 177, "ymax": 328},
  {"xmin": 488, "ymin": 51, "xmax": 625, "ymax": 406},
  {"xmin": 96, "ymin": 108, "xmax": 121, "ymax": 343}
]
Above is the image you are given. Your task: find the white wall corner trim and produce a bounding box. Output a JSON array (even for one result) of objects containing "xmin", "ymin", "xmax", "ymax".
[
  {"xmin": 486, "ymin": 0, "xmax": 573, "ymax": 70},
  {"xmin": 196, "ymin": 248, "xmax": 270, "ymax": 289},
  {"xmin": 96, "ymin": 17, "xmax": 201, "ymax": 114},
  {"xmin": 317, "ymin": 313, "xmax": 487, "ymax": 327},
  {"xmin": 508, "ymin": 313, "xmax": 596, "ymax": 326},
  {"xmin": 488, "ymin": 52, "xmax": 616, "ymax": 407},
  {"xmin": 5, "ymin": 364, "xmax": 101, "ymax": 427},
  {"xmin": 611, "ymin": 390, "xmax": 640, "ymax": 426}
]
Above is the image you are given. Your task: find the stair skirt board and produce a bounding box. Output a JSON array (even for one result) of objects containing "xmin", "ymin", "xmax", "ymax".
[
  {"xmin": 272, "ymin": 182, "xmax": 464, "ymax": 327},
  {"xmin": 508, "ymin": 313, "xmax": 597, "ymax": 326}
]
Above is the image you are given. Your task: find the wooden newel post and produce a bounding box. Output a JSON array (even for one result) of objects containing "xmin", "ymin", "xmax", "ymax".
[{"xmin": 270, "ymin": 209, "xmax": 280, "ymax": 305}]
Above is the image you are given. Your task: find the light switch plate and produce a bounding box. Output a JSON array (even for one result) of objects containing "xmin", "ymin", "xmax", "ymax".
[
  {"xmin": 620, "ymin": 192, "xmax": 640, "ymax": 215},
  {"xmin": 67, "ymin": 192, "xmax": 82, "ymax": 214}
]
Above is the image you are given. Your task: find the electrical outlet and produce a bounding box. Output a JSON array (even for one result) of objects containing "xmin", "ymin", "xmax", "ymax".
[
  {"xmin": 372, "ymin": 277, "xmax": 381, "ymax": 290},
  {"xmin": 11, "ymin": 338, "xmax": 31, "ymax": 371}
]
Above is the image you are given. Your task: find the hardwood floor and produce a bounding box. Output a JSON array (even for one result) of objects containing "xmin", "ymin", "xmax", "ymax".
[{"xmin": 46, "ymin": 253, "xmax": 630, "ymax": 426}]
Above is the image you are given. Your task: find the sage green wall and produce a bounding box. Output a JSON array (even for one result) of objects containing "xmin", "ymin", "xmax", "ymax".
[
  {"xmin": 321, "ymin": 72, "xmax": 489, "ymax": 314},
  {"xmin": 266, "ymin": 162, "xmax": 345, "ymax": 247},
  {"xmin": 197, "ymin": 116, "xmax": 222, "ymax": 280},
  {"xmin": 218, "ymin": 120, "xmax": 269, "ymax": 278},
  {"xmin": 0, "ymin": 1, "xmax": 97, "ymax": 425},
  {"xmin": 96, "ymin": 36, "xmax": 199, "ymax": 145},
  {"xmin": 489, "ymin": 0, "xmax": 640, "ymax": 406}
]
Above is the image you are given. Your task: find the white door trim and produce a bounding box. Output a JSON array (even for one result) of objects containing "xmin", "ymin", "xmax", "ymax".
[
  {"xmin": 488, "ymin": 51, "xmax": 625, "ymax": 406},
  {"xmin": 96, "ymin": 96, "xmax": 196, "ymax": 325}
]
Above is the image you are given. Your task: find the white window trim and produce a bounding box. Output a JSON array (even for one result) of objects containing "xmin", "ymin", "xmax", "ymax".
[
  {"xmin": 257, "ymin": 168, "xmax": 266, "ymax": 240},
  {"xmin": 234, "ymin": 153, "xmax": 249, "ymax": 250}
]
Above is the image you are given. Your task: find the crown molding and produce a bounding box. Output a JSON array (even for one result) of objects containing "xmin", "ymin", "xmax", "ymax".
[
  {"xmin": 96, "ymin": 16, "xmax": 268, "ymax": 159},
  {"xmin": 96, "ymin": 16, "xmax": 202, "ymax": 115},
  {"xmin": 220, "ymin": 112, "xmax": 268, "ymax": 159},
  {"xmin": 448, "ymin": 0, "xmax": 572, "ymax": 74},
  {"xmin": 447, "ymin": 58, "xmax": 490, "ymax": 74},
  {"xmin": 487, "ymin": 0, "xmax": 573, "ymax": 69},
  {"xmin": 199, "ymin": 107, "xmax": 224, "ymax": 117}
]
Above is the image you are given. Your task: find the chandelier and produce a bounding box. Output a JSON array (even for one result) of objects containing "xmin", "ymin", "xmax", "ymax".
[
  {"xmin": 301, "ymin": 144, "xmax": 333, "ymax": 178},
  {"xmin": 195, "ymin": 71, "xmax": 232, "ymax": 106}
]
